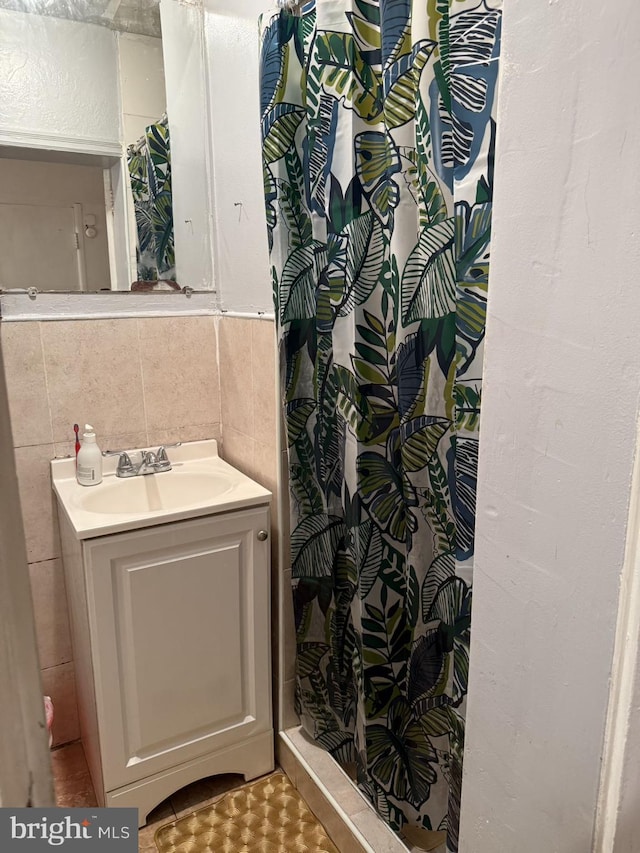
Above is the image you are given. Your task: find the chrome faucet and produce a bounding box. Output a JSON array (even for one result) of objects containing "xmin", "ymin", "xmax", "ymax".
[{"xmin": 102, "ymin": 443, "xmax": 181, "ymax": 478}]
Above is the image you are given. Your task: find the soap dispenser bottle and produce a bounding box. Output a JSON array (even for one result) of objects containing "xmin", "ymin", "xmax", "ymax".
[{"xmin": 76, "ymin": 424, "xmax": 103, "ymax": 486}]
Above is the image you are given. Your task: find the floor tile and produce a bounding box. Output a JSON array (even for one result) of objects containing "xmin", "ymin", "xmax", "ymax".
[{"xmin": 51, "ymin": 742, "xmax": 97, "ymax": 809}]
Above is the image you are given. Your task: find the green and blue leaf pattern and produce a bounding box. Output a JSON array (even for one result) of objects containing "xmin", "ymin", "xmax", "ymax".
[
  {"xmin": 127, "ymin": 116, "xmax": 175, "ymax": 281},
  {"xmin": 260, "ymin": 2, "xmax": 501, "ymax": 849}
]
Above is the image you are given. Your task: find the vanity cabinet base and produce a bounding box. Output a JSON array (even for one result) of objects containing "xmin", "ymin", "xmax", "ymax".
[
  {"xmin": 58, "ymin": 501, "xmax": 274, "ymax": 827},
  {"xmin": 106, "ymin": 730, "xmax": 274, "ymax": 826}
]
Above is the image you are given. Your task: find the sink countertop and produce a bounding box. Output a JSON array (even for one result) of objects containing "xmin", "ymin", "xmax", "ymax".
[{"xmin": 51, "ymin": 439, "xmax": 272, "ymax": 540}]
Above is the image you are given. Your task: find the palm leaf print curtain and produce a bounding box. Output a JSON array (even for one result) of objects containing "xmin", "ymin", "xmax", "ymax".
[
  {"xmin": 127, "ymin": 116, "xmax": 176, "ymax": 282},
  {"xmin": 260, "ymin": 1, "xmax": 501, "ymax": 847}
]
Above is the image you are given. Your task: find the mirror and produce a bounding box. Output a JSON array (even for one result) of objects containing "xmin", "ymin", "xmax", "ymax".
[{"xmin": 0, "ymin": 0, "xmax": 212, "ymax": 294}]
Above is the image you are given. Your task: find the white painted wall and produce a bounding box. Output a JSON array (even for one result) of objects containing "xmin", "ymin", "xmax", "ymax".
[
  {"xmin": 118, "ymin": 33, "xmax": 166, "ymax": 147},
  {"xmin": 0, "ymin": 9, "xmax": 121, "ymax": 151},
  {"xmin": 459, "ymin": 2, "xmax": 640, "ymax": 852},
  {"xmin": 204, "ymin": 0, "xmax": 272, "ymax": 313}
]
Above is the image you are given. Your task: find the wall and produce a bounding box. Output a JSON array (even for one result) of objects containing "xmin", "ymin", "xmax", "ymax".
[
  {"xmin": 0, "ymin": 9, "xmax": 121, "ymax": 151},
  {"xmin": 0, "ymin": 317, "xmax": 221, "ymax": 746},
  {"xmin": 117, "ymin": 32, "xmax": 166, "ymax": 147},
  {"xmin": 204, "ymin": 0, "xmax": 272, "ymax": 313},
  {"xmin": 0, "ymin": 158, "xmax": 112, "ymax": 292},
  {"xmin": 0, "ymin": 343, "xmax": 55, "ymax": 807},
  {"xmin": 215, "ymin": 316, "xmax": 293, "ymax": 727},
  {"xmin": 459, "ymin": 1, "xmax": 640, "ymax": 851}
]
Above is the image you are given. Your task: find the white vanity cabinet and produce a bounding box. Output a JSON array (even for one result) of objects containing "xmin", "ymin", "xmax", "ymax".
[{"xmin": 57, "ymin": 501, "xmax": 274, "ymax": 825}]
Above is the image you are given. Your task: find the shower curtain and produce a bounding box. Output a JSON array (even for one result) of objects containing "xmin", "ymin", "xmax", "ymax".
[
  {"xmin": 260, "ymin": 1, "xmax": 501, "ymax": 847},
  {"xmin": 127, "ymin": 116, "xmax": 176, "ymax": 282}
]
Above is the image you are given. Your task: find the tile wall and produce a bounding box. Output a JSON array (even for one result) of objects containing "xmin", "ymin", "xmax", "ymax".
[
  {"xmin": 1, "ymin": 313, "xmax": 296, "ymax": 749},
  {"xmin": 215, "ymin": 316, "xmax": 296, "ymax": 730},
  {"xmin": 0, "ymin": 316, "xmax": 221, "ymax": 746}
]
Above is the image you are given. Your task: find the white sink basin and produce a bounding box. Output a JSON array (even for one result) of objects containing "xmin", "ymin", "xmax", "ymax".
[
  {"xmin": 80, "ymin": 470, "xmax": 235, "ymax": 515},
  {"xmin": 51, "ymin": 439, "xmax": 271, "ymax": 539}
]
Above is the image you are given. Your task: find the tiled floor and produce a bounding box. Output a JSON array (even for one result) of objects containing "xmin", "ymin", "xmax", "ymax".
[
  {"xmin": 51, "ymin": 741, "xmax": 259, "ymax": 852},
  {"xmin": 50, "ymin": 742, "xmax": 98, "ymax": 810}
]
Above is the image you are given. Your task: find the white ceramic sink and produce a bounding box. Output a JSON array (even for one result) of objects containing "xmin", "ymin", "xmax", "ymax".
[
  {"xmin": 51, "ymin": 440, "xmax": 271, "ymax": 539},
  {"xmin": 79, "ymin": 470, "xmax": 235, "ymax": 514}
]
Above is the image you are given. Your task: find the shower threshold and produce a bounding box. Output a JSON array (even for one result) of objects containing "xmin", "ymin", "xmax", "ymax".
[{"xmin": 278, "ymin": 726, "xmax": 446, "ymax": 853}]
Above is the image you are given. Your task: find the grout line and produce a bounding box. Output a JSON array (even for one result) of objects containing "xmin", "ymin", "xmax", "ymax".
[
  {"xmin": 135, "ymin": 318, "xmax": 150, "ymax": 448},
  {"xmin": 248, "ymin": 318, "xmax": 256, "ymax": 439},
  {"xmin": 211, "ymin": 315, "xmax": 223, "ymax": 442},
  {"xmin": 40, "ymin": 660, "xmax": 73, "ymax": 672},
  {"xmin": 50, "ymin": 739, "xmax": 83, "ymax": 752},
  {"xmin": 37, "ymin": 322, "xmax": 55, "ymax": 446},
  {"xmin": 213, "ymin": 315, "xmax": 226, "ymax": 450},
  {"xmin": 13, "ymin": 441, "xmax": 56, "ymax": 450},
  {"xmin": 223, "ymin": 424, "xmax": 257, "ymax": 445}
]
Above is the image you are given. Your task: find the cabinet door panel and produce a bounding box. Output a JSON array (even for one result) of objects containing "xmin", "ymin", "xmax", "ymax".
[
  {"xmin": 84, "ymin": 508, "xmax": 271, "ymax": 791},
  {"xmin": 117, "ymin": 541, "xmax": 245, "ymax": 754}
]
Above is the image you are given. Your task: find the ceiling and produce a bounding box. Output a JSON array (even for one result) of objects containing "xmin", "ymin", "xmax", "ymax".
[{"xmin": 0, "ymin": 0, "xmax": 161, "ymax": 38}]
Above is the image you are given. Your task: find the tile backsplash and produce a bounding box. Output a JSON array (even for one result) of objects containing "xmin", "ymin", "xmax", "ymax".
[
  {"xmin": 217, "ymin": 317, "xmax": 277, "ymax": 494},
  {"xmin": 215, "ymin": 317, "xmax": 292, "ymax": 729},
  {"xmin": 2, "ymin": 317, "xmax": 222, "ymax": 452},
  {"xmin": 1, "ymin": 315, "xmax": 223, "ymax": 746},
  {"xmin": 0, "ymin": 313, "xmax": 287, "ymax": 749}
]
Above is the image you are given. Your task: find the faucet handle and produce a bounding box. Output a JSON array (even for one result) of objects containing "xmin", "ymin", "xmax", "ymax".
[
  {"xmin": 156, "ymin": 442, "xmax": 181, "ymax": 462},
  {"xmin": 102, "ymin": 448, "xmax": 137, "ymax": 471},
  {"xmin": 109, "ymin": 452, "xmax": 135, "ymax": 476}
]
